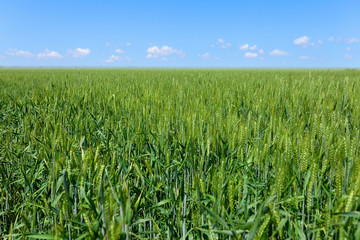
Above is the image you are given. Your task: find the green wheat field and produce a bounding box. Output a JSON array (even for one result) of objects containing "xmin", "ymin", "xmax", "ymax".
[{"xmin": 1, "ymin": 69, "xmax": 360, "ymax": 239}]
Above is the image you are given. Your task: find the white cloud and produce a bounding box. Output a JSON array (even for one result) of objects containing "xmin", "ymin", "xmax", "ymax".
[
  {"xmin": 199, "ymin": 53, "xmax": 210, "ymax": 60},
  {"xmin": 293, "ymin": 36, "xmax": 321, "ymax": 48},
  {"xmin": 105, "ymin": 55, "xmax": 131, "ymax": 63},
  {"xmin": 216, "ymin": 39, "xmax": 231, "ymax": 49},
  {"xmin": 146, "ymin": 45, "xmax": 185, "ymax": 58},
  {"xmin": 258, "ymin": 49, "xmax": 264, "ymax": 54},
  {"xmin": 346, "ymin": 47, "xmax": 351, "ymax": 51},
  {"xmin": 68, "ymin": 48, "xmax": 90, "ymax": 58},
  {"xmin": 239, "ymin": 44, "xmax": 257, "ymax": 51},
  {"xmin": 328, "ymin": 37, "xmax": 358, "ymax": 44},
  {"xmin": 316, "ymin": 40, "xmax": 323, "ymax": 47},
  {"xmin": 115, "ymin": 48, "xmax": 125, "ymax": 54},
  {"xmin": 346, "ymin": 38, "xmax": 359, "ymax": 43},
  {"xmin": 37, "ymin": 49, "xmax": 62, "ymax": 59},
  {"xmin": 106, "ymin": 42, "xmax": 131, "ymax": 48},
  {"xmin": 106, "ymin": 55, "xmax": 119, "ymax": 62},
  {"xmin": 308, "ymin": 39, "xmax": 323, "ymax": 48},
  {"xmin": 239, "ymin": 44, "xmax": 249, "ymax": 50},
  {"xmin": 300, "ymin": 56, "xmax": 316, "ymax": 60},
  {"xmin": 221, "ymin": 43, "xmax": 232, "ymax": 49},
  {"xmin": 6, "ymin": 49, "xmax": 33, "ymax": 57},
  {"xmin": 344, "ymin": 54, "xmax": 353, "ymax": 59},
  {"xmin": 244, "ymin": 52, "xmax": 258, "ymax": 58},
  {"xmin": 293, "ymin": 36, "xmax": 310, "ymax": 47},
  {"xmin": 269, "ymin": 49, "xmax": 289, "ymax": 56},
  {"xmin": 198, "ymin": 53, "xmax": 218, "ymax": 60},
  {"xmin": 249, "ymin": 45, "xmax": 257, "ymax": 50}
]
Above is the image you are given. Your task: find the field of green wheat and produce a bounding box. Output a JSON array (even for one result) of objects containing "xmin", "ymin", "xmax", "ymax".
[{"xmin": 1, "ymin": 69, "xmax": 360, "ymax": 239}]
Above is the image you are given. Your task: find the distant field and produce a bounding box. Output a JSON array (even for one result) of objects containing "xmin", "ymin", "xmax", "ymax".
[{"xmin": 1, "ymin": 69, "xmax": 360, "ymax": 239}]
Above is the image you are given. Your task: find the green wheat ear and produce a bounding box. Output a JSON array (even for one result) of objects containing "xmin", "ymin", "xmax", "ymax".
[{"xmin": 2, "ymin": 69, "xmax": 360, "ymax": 239}]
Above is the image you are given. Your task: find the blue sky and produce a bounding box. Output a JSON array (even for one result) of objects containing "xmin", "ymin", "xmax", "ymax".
[{"xmin": 0, "ymin": 0, "xmax": 359, "ymax": 67}]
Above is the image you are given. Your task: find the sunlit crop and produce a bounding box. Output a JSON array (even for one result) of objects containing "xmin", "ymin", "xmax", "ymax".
[{"xmin": 1, "ymin": 69, "xmax": 360, "ymax": 239}]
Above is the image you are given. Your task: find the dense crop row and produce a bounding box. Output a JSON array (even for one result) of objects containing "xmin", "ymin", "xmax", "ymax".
[{"xmin": 1, "ymin": 69, "xmax": 360, "ymax": 239}]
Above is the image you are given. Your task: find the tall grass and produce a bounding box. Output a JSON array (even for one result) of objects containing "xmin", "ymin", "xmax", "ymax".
[{"xmin": 1, "ymin": 69, "xmax": 360, "ymax": 239}]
